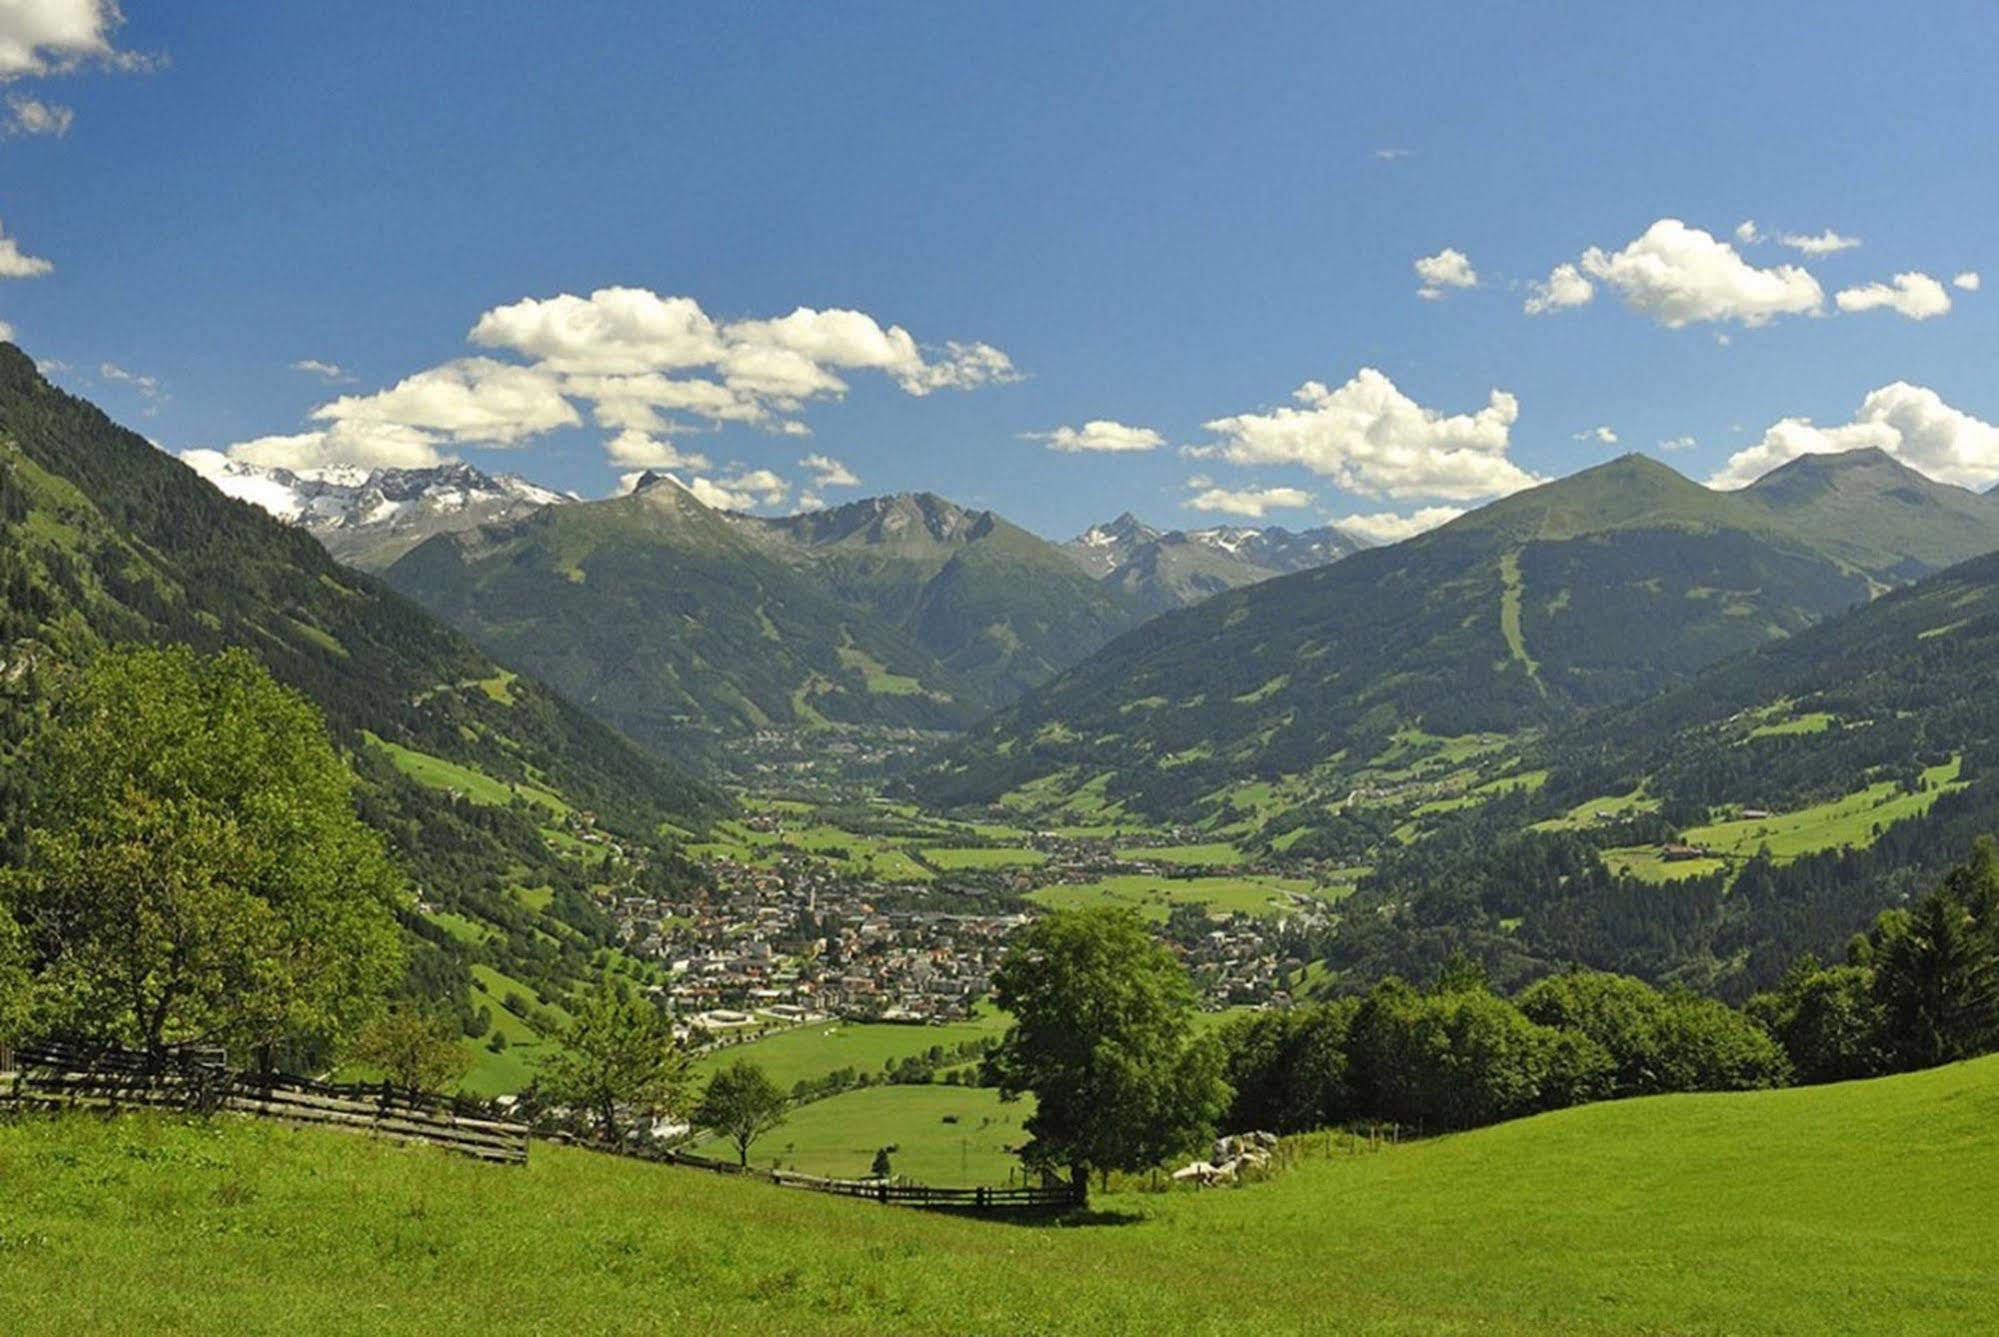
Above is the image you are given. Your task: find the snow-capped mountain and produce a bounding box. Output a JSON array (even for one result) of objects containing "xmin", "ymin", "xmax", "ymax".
[
  {"xmin": 1062, "ymin": 513, "xmax": 1372, "ymax": 612},
  {"xmin": 181, "ymin": 454, "xmax": 570, "ymax": 570}
]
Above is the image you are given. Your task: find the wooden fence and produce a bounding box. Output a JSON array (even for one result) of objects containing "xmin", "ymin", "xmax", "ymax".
[
  {"xmin": 0, "ymin": 1045, "xmax": 530, "ymax": 1165},
  {"xmin": 649, "ymin": 1145, "xmax": 1084, "ymax": 1213}
]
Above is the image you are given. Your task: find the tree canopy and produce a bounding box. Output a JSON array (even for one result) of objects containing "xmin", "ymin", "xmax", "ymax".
[
  {"xmin": 696, "ymin": 1060, "xmax": 788, "ymax": 1167},
  {"xmin": 539, "ymin": 983, "xmax": 690, "ymax": 1145},
  {"xmin": 986, "ymin": 907, "xmax": 1228, "ymax": 1190},
  {"xmin": 2, "ymin": 646, "xmax": 406, "ymax": 1063}
]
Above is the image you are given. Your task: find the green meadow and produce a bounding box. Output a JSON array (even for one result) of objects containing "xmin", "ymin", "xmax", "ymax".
[
  {"xmin": 693, "ymin": 1084, "xmax": 1032, "ymax": 1184},
  {"xmin": 690, "ymin": 1011, "xmax": 1010, "ymax": 1090},
  {"xmin": 7, "ymin": 1054, "xmax": 1996, "ymax": 1332},
  {"xmin": 1029, "ymin": 874, "xmax": 1329, "ymax": 921}
]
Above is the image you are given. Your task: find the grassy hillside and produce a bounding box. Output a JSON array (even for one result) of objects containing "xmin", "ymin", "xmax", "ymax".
[
  {"xmin": 6, "ymin": 1055, "xmax": 1997, "ymax": 1333},
  {"xmin": 925, "ymin": 452, "xmax": 1999, "ymax": 823}
]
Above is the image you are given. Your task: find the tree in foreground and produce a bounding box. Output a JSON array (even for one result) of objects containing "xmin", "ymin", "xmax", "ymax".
[
  {"xmin": 696, "ymin": 1060, "xmax": 787, "ymax": 1167},
  {"xmin": 540, "ymin": 983, "xmax": 689, "ymax": 1145},
  {"xmin": 351, "ymin": 1003, "xmax": 471, "ymax": 1098},
  {"xmin": 986, "ymin": 907, "xmax": 1229, "ymax": 1194},
  {"xmin": 0, "ymin": 906, "xmax": 27, "ymax": 1055},
  {"xmin": 2, "ymin": 647, "xmax": 405, "ymax": 1066}
]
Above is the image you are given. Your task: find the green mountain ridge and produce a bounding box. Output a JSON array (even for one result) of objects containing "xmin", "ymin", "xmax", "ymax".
[
  {"xmin": 924, "ymin": 451, "xmax": 1999, "ymax": 819},
  {"xmin": 386, "ymin": 480, "xmax": 1155, "ymax": 758}
]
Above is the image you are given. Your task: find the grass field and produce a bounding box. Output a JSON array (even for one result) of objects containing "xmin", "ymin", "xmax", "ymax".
[
  {"xmin": 1029, "ymin": 874, "xmax": 1325, "ymax": 921},
  {"xmin": 690, "ymin": 1011, "xmax": 1011, "ymax": 1091},
  {"xmin": 1681, "ymin": 757, "xmax": 1964, "ymax": 859},
  {"xmin": 8, "ymin": 1055, "xmax": 1997, "ymax": 1332},
  {"xmin": 691, "ymin": 1084, "xmax": 1033, "ymax": 1184},
  {"xmin": 362, "ymin": 734, "xmax": 569, "ymax": 814},
  {"xmin": 920, "ymin": 846, "xmax": 1049, "ymax": 870},
  {"xmin": 1115, "ymin": 842, "xmax": 1244, "ymax": 866}
]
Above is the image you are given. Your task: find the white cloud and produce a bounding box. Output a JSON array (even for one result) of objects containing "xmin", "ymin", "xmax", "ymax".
[
  {"xmin": 1332, "ymin": 506, "xmax": 1464, "ymax": 544},
  {"xmin": 603, "ymin": 428, "xmax": 711, "ymax": 472},
  {"xmin": 1184, "ymin": 484, "xmax": 1313, "ymax": 518},
  {"xmin": 1027, "ymin": 419, "xmax": 1165, "ymax": 454},
  {"xmin": 0, "ymin": 0, "xmax": 138, "ymax": 79},
  {"xmin": 0, "ymin": 318, "xmax": 12, "ymax": 342},
  {"xmin": 312, "ymin": 357, "xmax": 579, "ymax": 445},
  {"xmin": 1734, "ymin": 220, "xmax": 1762, "ymax": 245},
  {"xmin": 471, "ymin": 288, "xmax": 1017, "ymax": 411},
  {"xmin": 291, "ymin": 357, "xmax": 350, "ymax": 382},
  {"xmin": 1658, "ymin": 435, "xmax": 1698, "ymax": 453},
  {"xmin": 1572, "ymin": 425, "xmax": 1618, "ymax": 445},
  {"xmin": 799, "ymin": 452, "xmax": 858, "ymax": 487},
  {"xmin": 1414, "ymin": 247, "xmax": 1478, "ymax": 299},
  {"xmin": 5, "ymin": 93, "xmax": 70, "ymax": 135},
  {"xmin": 1197, "ymin": 367, "xmax": 1537, "ymax": 501},
  {"xmin": 98, "ymin": 360, "xmax": 157, "ymax": 396},
  {"xmin": 679, "ymin": 468, "xmax": 790, "ymax": 512},
  {"xmin": 1523, "ymin": 262, "xmax": 1594, "ymax": 315},
  {"xmin": 1708, "ymin": 382, "xmax": 1999, "ymax": 490},
  {"xmin": 1835, "ymin": 272, "xmax": 1952, "ymax": 320},
  {"xmin": 0, "ymin": 219, "xmax": 52, "ymax": 278},
  {"xmin": 225, "ymin": 420, "xmax": 446, "ymax": 471},
  {"xmin": 1778, "ymin": 229, "xmax": 1861, "ymax": 257},
  {"xmin": 1953, "ymin": 271, "xmax": 1981, "ymax": 292},
  {"xmin": 1575, "ymin": 219, "xmax": 1824, "ymax": 327},
  {"xmin": 1373, "ymin": 146, "xmax": 1411, "ymax": 161}
]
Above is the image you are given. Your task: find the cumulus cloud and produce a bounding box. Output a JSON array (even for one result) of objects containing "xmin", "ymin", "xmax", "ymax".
[
  {"xmin": 1574, "ymin": 219, "xmax": 1824, "ymax": 327},
  {"xmin": 1027, "ymin": 419, "xmax": 1165, "ymax": 454},
  {"xmin": 313, "ymin": 358, "xmax": 578, "ymax": 445},
  {"xmin": 0, "ymin": 0, "xmax": 144, "ymax": 79},
  {"xmin": 603, "ymin": 429, "xmax": 711, "ymax": 472},
  {"xmin": 1414, "ymin": 247, "xmax": 1478, "ymax": 299},
  {"xmin": 1332, "ymin": 506, "xmax": 1464, "ymax": 544},
  {"xmin": 679, "ymin": 468, "xmax": 790, "ymax": 512},
  {"xmin": 1835, "ymin": 272, "xmax": 1952, "ymax": 320},
  {"xmin": 1572, "ymin": 425, "xmax": 1618, "ymax": 445},
  {"xmin": 1953, "ymin": 271, "xmax": 1981, "ymax": 292},
  {"xmin": 1184, "ymin": 484, "xmax": 1313, "ymax": 518},
  {"xmin": 1523, "ymin": 262, "xmax": 1594, "ymax": 315},
  {"xmin": 219, "ymin": 287, "xmax": 1014, "ymax": 476},
  {"xmin": 1708, "ymin": 382, "xmax": 1999, "ymax": 490},
  {"xmin": 1196, "ymin": 367, "xmax": 1537, "ymax": 501},
  {"xmin": 1658, "ymin": 435, "xmax": 1698, "ymax": 453},
  {"xmin": 1735, "ymin": 220, "xmax": 1763, "ymax": 245},
  {"xmin": 1779, "ymin": 229, "xmax": 1861, "ymax": 257},
  {"xmin": 5, "ymin": 92, "xmax": 70, "ymax": 135},
  {"xmin": 799, "ymin": 452, "xmax": 858, "ymax": 487},
  {"xmin": 224, "ymin": 421, "xmax": 446, "ymax": 472},
  {"xmin": 0, "ymin": 317, "xmax": 12, "ymax": 342},
  {"xmin": 0, "ymin": 219, "xmax": 52, "ymax": 278}
]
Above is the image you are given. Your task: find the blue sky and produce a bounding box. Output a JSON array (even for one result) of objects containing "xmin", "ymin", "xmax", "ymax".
[{"xmin": 4, "ymin": 2, "xmax": 1998, "ymax": 541}]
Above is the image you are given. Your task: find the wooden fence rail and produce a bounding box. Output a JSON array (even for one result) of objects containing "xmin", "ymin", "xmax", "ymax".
[
  {"xmin": 648, "ymin": 1146, "xmax": 1084, "ymax": 1213},
  {"xmin": 0, "ymin": 1047, "xmax": 530, "ymax": 1165}
]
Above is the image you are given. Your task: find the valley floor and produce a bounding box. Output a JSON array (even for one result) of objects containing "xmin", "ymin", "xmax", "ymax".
[{"xmin": 4, "ymin": 1056, "xmax": 1997, "ymax": 1334}]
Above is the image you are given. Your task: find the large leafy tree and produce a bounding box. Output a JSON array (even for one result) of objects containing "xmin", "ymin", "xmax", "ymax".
[
  {"xmin": 695, "ymin": 1059, "xmax": 788, "ymax": 1167},
  {"xmin": 0, "ymin": 904, "xmax": 27, "ymax": 1053},
  {"xmin": 351, "ymin": 1003, "xmax": 471, "ymax": 1097},
  {"xmin": 986, "ymin": 907, "xmax": 1229, "ymax": 1192},
  {"xmin": 4, "ymin": 647, "xmax": 406, "ymax": 1064},
  {"xmin": 540, "ymin": 983, "xmax": 689, "ymax": 1145}
]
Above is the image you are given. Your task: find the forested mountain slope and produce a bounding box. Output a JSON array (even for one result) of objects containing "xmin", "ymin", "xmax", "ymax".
[
  {"xmin": 736, "ymin": 492, "xmax": 1148, "ymax": 706},
  {"xmin": 926, "ymin": 452, "xmax": 1999, "ymax": 819},
  {"xmin": 386, "ymin": 475, "xmax": 983, "ymax": 755}
]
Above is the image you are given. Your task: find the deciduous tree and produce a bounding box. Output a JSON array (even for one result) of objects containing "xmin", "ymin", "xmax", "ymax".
[
  {"xmin": 985, "ymin": 907, "xmax": 1229, "ymax": 1193},
  {"xmin": 4, "ymin": 647, "xmax": 405, "ymax": 1065},
  {"xmin": 540, "ymin": 983, "xmax": 689, "ymax": 1145},
  {"xmin": 696, "ymin": 1060, "xmax": 788, "ymax": 1167},
  {"xmin": 352, "ymin": 1003, "xmax": 471, "ymax": 1097}
]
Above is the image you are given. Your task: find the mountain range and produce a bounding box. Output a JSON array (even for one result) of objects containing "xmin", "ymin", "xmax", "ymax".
[
  {"xmin": 1062, "ymin": 512, "xmax": 1372, "ymax": 614},
  {"xmin": 927, "ymin": 449, "xmax": 1999, "ymax": 818},
  {"xmin": 183, "ymin": 455, "xmax": 571, "ymax": 570}
]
